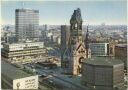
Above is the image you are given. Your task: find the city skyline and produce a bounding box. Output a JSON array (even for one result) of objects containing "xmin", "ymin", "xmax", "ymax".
[
  {"xmin": 1, "ymin": 0, "xmax": 127, "ymax": 25},
  {"xmin": 1, "ymin": 2, "xmax": 127, "ymax": 89}
]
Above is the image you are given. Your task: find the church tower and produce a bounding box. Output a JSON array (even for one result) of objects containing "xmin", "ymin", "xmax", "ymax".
[
  {"xmin": 62, "ymin": 8, "xmax": 91, "ymax": 75},
  {"xmin": 70, "ymin": 8, "xmax": 83, "ymax": 44}
]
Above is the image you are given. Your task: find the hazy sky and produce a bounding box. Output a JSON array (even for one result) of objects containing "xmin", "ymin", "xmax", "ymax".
[{"xmin": 1, "ymin": 0, "xmax": 127, "ymax": 25}]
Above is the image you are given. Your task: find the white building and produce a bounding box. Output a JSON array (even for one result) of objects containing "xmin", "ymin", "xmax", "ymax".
[{"xmin": 89, "ymin": 43, "xmax": 109, "ymax": 56}]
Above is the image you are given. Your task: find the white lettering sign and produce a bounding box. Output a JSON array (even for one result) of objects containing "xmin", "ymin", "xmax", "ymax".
[{"xmin": 13, "ymin": 75, "xmax": 38, "ymax": 89}]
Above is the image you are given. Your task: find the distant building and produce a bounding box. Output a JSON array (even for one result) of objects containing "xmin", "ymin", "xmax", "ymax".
[
  {"xmin": 115, "ymin": 44, "xmax": 127, "ymax": 70},
  {"xmin": 5, "ymin": 35, "xmax": 16, "ymax": 44},
  {"xmin": 40, "ymin": 30, "xmax": 47, "ymax": 42},
  {"xmin": 44, "ymin": 24, "xmax": 47, "ymax": 31},
  {"xmin": 1, "ymin": 60, "xmax": 38, "ymax": 89},
  {"xmin": 84, "ymin": 26, "xmax": 91, "ymax": 58},
  {"xmin": 15, "ymin": 9, "xmax": 39, "ymax": 42},
  {"xmin": 62, "ymin": 8, "xmax": 91, "ymax": 75},
  {"xmin": 89, "ymin": 43, "xmax": 109, "ymax": 56},
  {"xmin": 81, "ymin": 57, "xmax": 125, "ymax": 90},
  {"xmin": 108, "ymin": 40, "xmax": 118, "ymax": 56},
  {"xmin": 2, "ymin": 42, "xmax": 46, "ymax": 64},
  {"xmin": 47, "ymin": 32, "xmax": 53, "ymax": 42},
  {"xmin": 56, "ymin": 36, "xmax": 61, "ymax": 45}
]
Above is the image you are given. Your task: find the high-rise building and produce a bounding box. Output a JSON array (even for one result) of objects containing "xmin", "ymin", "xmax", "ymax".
[
  {"xmin": 62, "ymin": 8, "xmax": 91, "ymax": 75},
  {"xmin": 44, "ymin": 24, "xmax": 47, "ymax": 31},
  {"xmin": 61, "ymin": 25, "xmax": 70, "ymax": 65},
  {"xmin": 15, "ymin": 9, "xmax": 39, "ymax": 42}
]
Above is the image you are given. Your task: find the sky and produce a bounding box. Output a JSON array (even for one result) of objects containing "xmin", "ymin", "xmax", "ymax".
[{"xmin": 1, "ymin": 0, "xmax": 127, "ymax": 25}]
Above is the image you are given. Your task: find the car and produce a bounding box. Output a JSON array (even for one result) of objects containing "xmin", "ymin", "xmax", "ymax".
[{"xmin": 39, "ymin": 74, "xmax": 47, "ymax": 78}]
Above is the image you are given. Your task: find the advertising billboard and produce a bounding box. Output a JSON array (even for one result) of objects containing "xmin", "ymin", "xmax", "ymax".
[{"xmin": 13, "ymin": 75, "xmax": 38, "ymax": 89}]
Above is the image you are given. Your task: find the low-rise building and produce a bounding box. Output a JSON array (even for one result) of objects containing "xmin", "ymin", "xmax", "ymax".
[
  {"xmin": 2, "ymin": 42, "xmax": 46, "ymax": 64},
  {"xmin": 81, "ymin": 57, "xmax": 125, "ymax": 90},
  {"xmin": 89, "ymin": 43, "xmax": 109, "ymax": 56}
]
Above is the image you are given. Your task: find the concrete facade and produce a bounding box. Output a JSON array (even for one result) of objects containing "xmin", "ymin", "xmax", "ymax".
[
  {"xmin": 61, "ymin": 25, "xmax": 70, "ymax": 67},
  {"xmin": 2, "ymin": 42, "xmax": 46, "ymax": 64}
]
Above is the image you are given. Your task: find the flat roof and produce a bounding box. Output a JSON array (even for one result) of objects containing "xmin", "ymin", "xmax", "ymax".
[
  {"xmin": 84, "ymin": 57, "xmax": 123, "ymax": 66},
  {"xmin": 116, "ymin": 44, "xmax": 127, "ymax": 48},
  {"xmin": 90, "ymin": 43, "xmax": 109, "ymax": 44},
  {"xmin": 15, "ymin": 9, "xmax": 39, "ymax": 12},
  {"xmin": 1, "ymin": 60, "xmax": 32, "ymax": 80},
  {"xmin": 3, "ymin": 42, "xmax": 44, "ymax": 45}
]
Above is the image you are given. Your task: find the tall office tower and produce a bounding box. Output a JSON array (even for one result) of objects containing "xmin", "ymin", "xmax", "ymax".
[
  {"xmin": 44, "ymin": 24, "xmax": 47, "ymax": 31},
  {"xmin": 61, "ymin": 25, "xmax": 70, "ymax": 67},
  {"xmin": 15, "ymin": 9, "xmax": 39, "ymax": 42},
  {"xmin": 62, "ymin": 8, "xmax": 91, "ymax": 75}
]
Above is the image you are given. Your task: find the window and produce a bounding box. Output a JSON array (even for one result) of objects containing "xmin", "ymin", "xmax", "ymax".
[{"xmin": 79, "ymin": 57, "xmax": 84, "ymax": 63}]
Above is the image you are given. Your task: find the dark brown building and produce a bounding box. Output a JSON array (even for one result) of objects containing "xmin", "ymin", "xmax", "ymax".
[
  {"xmin": 61, "ymin": 25, "xmax": 70, "ymax": 64},
  {"xmin": 115, "ymin": 44, "xmax": 127, "ymax": 70}
]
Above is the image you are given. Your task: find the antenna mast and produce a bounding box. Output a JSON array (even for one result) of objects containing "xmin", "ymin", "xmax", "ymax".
[{"xmin": 22, "ymin": 1, "xmax": 25, "ymax": 9}]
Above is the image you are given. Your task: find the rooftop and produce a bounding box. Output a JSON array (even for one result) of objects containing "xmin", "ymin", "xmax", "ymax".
[
  {"xmin": 1, "ymin": 60, "xmax": 32, "ymax": 80},
  {"xmin": 15, "ymin": 9, "xmax": 39, "ymax": 12},
  {"xmin": 84, "ymin": 57, "xmax": 124, "ymax": 66},
  {"xmin": 4, "ymin": 42, "xmax": 44, "ymax": 45},
  {"xmin": 116, "ymin": 44, "xmax": 127, "ymax": 48},
  {"xmin": 90, "ymin": 43, "xmax": 109, "ymax": 44}
]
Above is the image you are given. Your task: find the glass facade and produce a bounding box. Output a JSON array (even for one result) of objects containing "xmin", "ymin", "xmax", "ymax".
[
  {"xmin": 15, "ymin": 9, "xmax": 39, "ymax": 42},
  {"xmin": 89, "ymin": 43, "xmax": 109, "ymax": 56}
]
